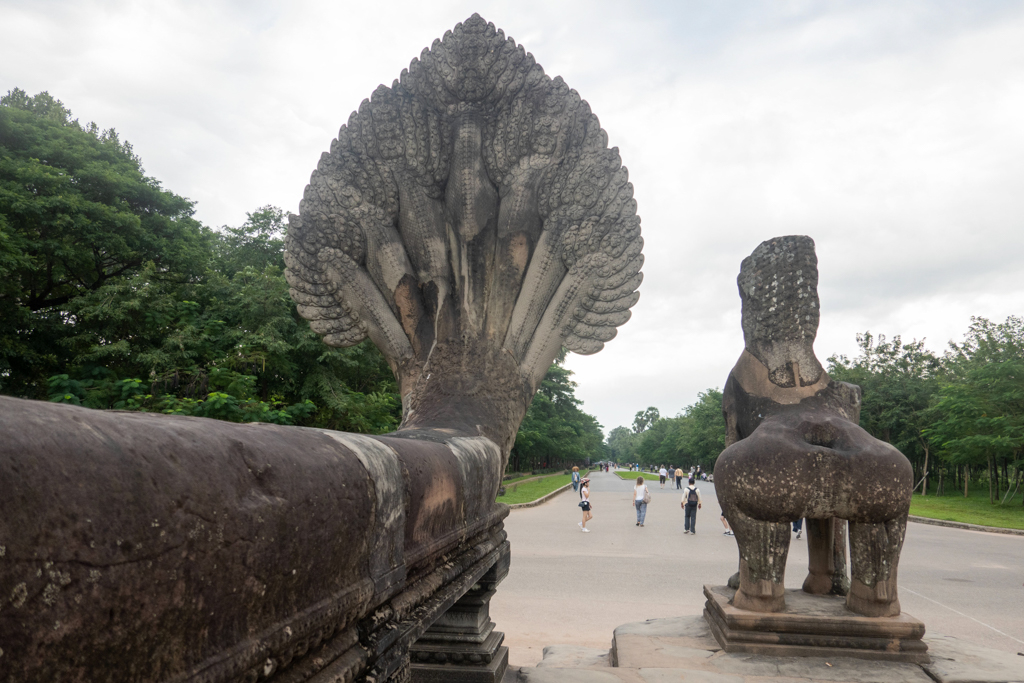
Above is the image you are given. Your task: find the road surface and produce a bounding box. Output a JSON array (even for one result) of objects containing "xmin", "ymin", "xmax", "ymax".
[{"xmin": 490, "ymin": 470, "xmax": 1024, "ymax": 667}]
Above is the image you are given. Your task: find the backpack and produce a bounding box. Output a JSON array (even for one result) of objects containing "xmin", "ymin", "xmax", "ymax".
[{"xmin": 686, "ymin": 487, "xmax": 699, "ymax": 505}]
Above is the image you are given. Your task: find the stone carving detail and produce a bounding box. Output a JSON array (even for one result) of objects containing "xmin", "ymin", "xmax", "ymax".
[
  {"xmin": 285, "ymin": 13, "xmax": 643, "ymax": 457},
  {"xmin": 716, "ymin": 236, "xmax": 914, "ymax": 618}
]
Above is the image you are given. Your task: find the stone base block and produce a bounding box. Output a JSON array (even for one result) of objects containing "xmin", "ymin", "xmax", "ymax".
[
  {"xmin": 703, "ymin": 584, "xmax": 929, "ymax": 664},
  {"xmin": 411, "ymin": 645, "xmax": 508, "ymax": 682}
]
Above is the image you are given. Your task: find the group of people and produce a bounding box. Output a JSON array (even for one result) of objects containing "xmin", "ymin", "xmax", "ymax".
[
  {"xmin": 572, "ymin": 468, "xmax": 806, "ymax": 541},
  {"xmin": 572, "ymin": 469, "xmax": 743, "ymax": 537},
  {"xmin": 633, "ymin": 475, "xmax": 702, "ymax": 532},
  {"xmin": 655, "ymin": 464, "xmax": 705, "ymax": 489}
]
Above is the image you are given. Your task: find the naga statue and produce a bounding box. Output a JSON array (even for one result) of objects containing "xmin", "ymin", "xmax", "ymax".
[
  {"xmin": 716, "ymin": 236, "xmax": 913, "ymax": 618},
  {"xmin": 0, "ymin": 15, "xmax": 642, "ymax": 683}
]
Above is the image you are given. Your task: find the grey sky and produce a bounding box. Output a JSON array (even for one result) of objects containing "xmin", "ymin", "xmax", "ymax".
[{"xmin": 3, "ymin": 0, "xmax": 1023, "ymax": 433}]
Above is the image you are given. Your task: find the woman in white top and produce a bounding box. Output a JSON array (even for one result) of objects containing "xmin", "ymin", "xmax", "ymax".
[
  {"xmin": 579, "ymin": 478, "xmax": 592, "ymax": 532},
  {"xmin": 633, "ymin": 476, "xmax": 650, "ymax": 526}
]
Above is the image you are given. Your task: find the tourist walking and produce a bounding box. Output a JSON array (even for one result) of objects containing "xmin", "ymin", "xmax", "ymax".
[
  {"xmin": 633, "ymin": 476, "xmax": 650, "ymax": 527},
  {"xmin": 792, "ymin": 518, "xmax": 803, "ymax": 540},
  {"xmin": 658, "ymin": 465, "xmax": 667, "ymax": 488},
  {"xmin": 721, "ymin": 511, "xmax": 734, "ymax": 536},
  {"xmin": 681, "ymin": 477, "xmax": 702, "ymax": 534},
  {"xmin": 579, "ymin": 478, "xmax": 592, "ymax": 532},
  {"xmin": 674, "ymin": 467, "xmax": 683, "ymax": 489},
  {"xmin": 572, "ymin": 466, "xmax": 581, "ymax": 493}
]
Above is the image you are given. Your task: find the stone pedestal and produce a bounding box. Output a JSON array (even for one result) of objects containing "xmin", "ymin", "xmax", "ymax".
[
  {"xmin": 703, "ymin": 584, "xmax": 929, "ymax": 664},
  {"xmin": 411, "ymin": 555, "xmax": 510, "ymax": 682}
]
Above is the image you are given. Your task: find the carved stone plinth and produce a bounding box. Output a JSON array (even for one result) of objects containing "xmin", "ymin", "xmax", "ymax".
[
  {"xmin": 703, "ymin": 585, "xmax": 929, "ymax": 664},
  {"xmin": 410, "ymin": 553, "xmax": 510, "ymax": 682}
]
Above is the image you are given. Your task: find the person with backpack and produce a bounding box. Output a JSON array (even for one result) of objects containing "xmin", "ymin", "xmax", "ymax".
[
  {"xmin": 681, "ymin": 477, "xmax": 702, "ymax": 534},
  {"xmin": 633, "ymin": 476, "xmax": 651, "ymax": 527},
  {"xmin": 572, "ymin": 466, "xmax": 581, "ymax": 493}
]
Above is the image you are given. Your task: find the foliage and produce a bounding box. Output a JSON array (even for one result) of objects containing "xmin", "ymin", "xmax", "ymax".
[
  {"xmin": 34, "ymin": 209, "xmax": 402, "ymax": 431},
  {"xmin": 632, "ymin": 406, "xmax": 660, "ymax": 433},
  {"xmin": 829, "ymin": 318, "xmax": 1024, "ymax": 506},
  {"xmin": 0, "ymin": 90, "xmax": 401, "ymax": 432},
  {"xmin": 606, "ymin": 426, "xmax": 638, "ymax": 463},
  {"xmin": 924, "ymin": 317, "xmax": 1024, "ymax": 503},
  {"xmin": 0, "ymin": 89, "xmax": 209, "ymax": 393},
  {"xmin": 609, "ymin": 389, "xmax": 726, "ymax": 470},
  {"xmin": 828, "ymin": 333, "xmax": 941, "ymax": 486},
  {"xmin": 509, "ymin": 352, "xmax": 606, "ymax": 472}
]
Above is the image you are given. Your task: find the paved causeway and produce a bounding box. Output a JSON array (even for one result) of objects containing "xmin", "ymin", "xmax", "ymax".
[{"xmin": 490, "ymin": 470, "xmax": 1024, "ymax": 667}]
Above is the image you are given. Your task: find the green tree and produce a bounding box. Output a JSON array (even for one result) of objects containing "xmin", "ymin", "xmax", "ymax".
[
  {"xmin": 0, "ymin": 89, "xmax": 209, "ymax": 395},
  {"xmin": 42, "ymin": 209, "xmax": 401, "ymax": 432},
  {"xmin": 925, "ymin": 317, "xmax": 1024, "ymax": 504},
  {"xmin": 674, "ymin": 388, "xmax": 726, "ymax": 470},
  {"xmin": 616, "ymin": 389, "xmax": 726, "ymax": 471},
  {"xmin": 828, "ymin": 333, "xmax": 941, "ymax": 494},
  {"xmin": 606, "ymin": 426, "xmax": 638, "ymax": 463},
  {"xmin": 509, "ymin": 352, "xmax": 606, "ymax": 472},
  {"xmin": 632, "ymin": 406, "xmax": 660, "ymax": 434}
]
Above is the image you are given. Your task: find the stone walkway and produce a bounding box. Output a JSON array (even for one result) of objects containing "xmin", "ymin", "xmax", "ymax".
[
  {"xmin": 507, "ymin": 613, "xmax": 1024, "ymax": 682},
  {"xmin": 490, "ymin": 470, "xmax": 1024, "ymax": 669}
]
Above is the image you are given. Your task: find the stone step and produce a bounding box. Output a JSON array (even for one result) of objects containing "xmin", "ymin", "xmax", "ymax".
[
  {"xmin": 511, "ymin": 614, "xmax": 1024, "ymax": 683},
  {"xmin": 537, "ymin": 644, "xmax": 611, "ymax": 668}
]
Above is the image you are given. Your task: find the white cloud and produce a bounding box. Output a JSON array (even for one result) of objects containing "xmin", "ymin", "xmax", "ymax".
[{"xmin": 2, "ymin": 0, "xmax": 1022, "ymax": 432}]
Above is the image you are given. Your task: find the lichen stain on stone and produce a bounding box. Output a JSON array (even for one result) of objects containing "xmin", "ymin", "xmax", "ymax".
[
  {"xmin": 42, "ymin": 583, "xmax": 60, "ymax": 606},
  {"xmin": 11, "ymin": 582, "xmax": 28, "ymax": 608}
]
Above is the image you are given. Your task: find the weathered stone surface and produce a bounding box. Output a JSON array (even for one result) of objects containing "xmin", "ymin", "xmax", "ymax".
[
  {"xmin": 411, "ymin": 559, "xmax": 510, "ymax": 682},
  {"xmin": 637, "ymin": 670, "xmax": 744, "ymax": 683},
  {"xmin": 519, "ymin": 668, "xmax": 631, "ymax": 682},
  {"xmin": 613, "ymin": 616, "xmax": 721, "ymax": 668},
  {"xmin": 703, "ymin": 585, "xmax": 927, "ymax": 663},
  {"xmin": 527, "ymin": 617, "xmax": 1017, "ymax": 683},
  {"xmin": 0, "ymin": 396, "xmax": 509, "ymax": 682},
  {"xmin": 716, "ymin": 236, "xmax": 914, "ymax": 618},
  {"xmin": 285, "ymin": 13, "xmax": 644, "ymax": 459},
  {"xmin": 707, "ymin": 654, "xmax": 934, "ymax": 682},
  {"xmin": 615, "ymin": 615, "xmax": 722, "ymax": 640},
  {"xmin": 606, "ymin": 613, "xmax": 934, "ymax": 683},
  {"xmin": 922, "ymin": 633, "xmax": 1024, "ymax": 683},
  {"xmin": 536, "ymin": 645, "xmax": 611, "ymax": 668}
]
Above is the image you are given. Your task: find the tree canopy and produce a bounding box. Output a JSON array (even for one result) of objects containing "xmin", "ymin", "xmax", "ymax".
[
  {"xmin": 509, "ymin": 351, "xmax": 606, "ymax": 472},
  {"xmin": 610, "ymin": 390, "xmax": 726, "ymax": 470},
  {"xmin": 829, "ymin": 318, "xmax": 1024, "ymax": 505}
]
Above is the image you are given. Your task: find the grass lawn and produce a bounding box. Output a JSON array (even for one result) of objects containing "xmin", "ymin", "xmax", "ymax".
[
  {"xmin": 909, "ymin": 485, "xmax": 1024, "ymax": 530},
  {"xmin": 614, "ymin": 471, "xmax": 679, "ymax": 482},
  {"xmin": 497, "ymin": 472, "xmax": 587, "ymax": 505},
  {"xmin": 502, "ymin": 472, "xmax": 564, "ymax": 486},
  {"xmin": 501, "ymin": 474, "xmax": 536, "ymax": 485}
]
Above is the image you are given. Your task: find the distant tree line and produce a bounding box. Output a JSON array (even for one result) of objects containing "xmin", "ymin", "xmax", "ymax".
[
  {"xmin": 605, "ymin": 319, "xmax": 1024, "ymax": 507},
  {"xmin": 605, "ymin": 389, "xmax": 726, "ymax": 472},
  {"xmin": 829, "ymin": 320, "xmax": 1024, "ymax": 506},
  {"xmin": 0, "ymin": 89, "xmax": 606, "ymax": 469}
]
